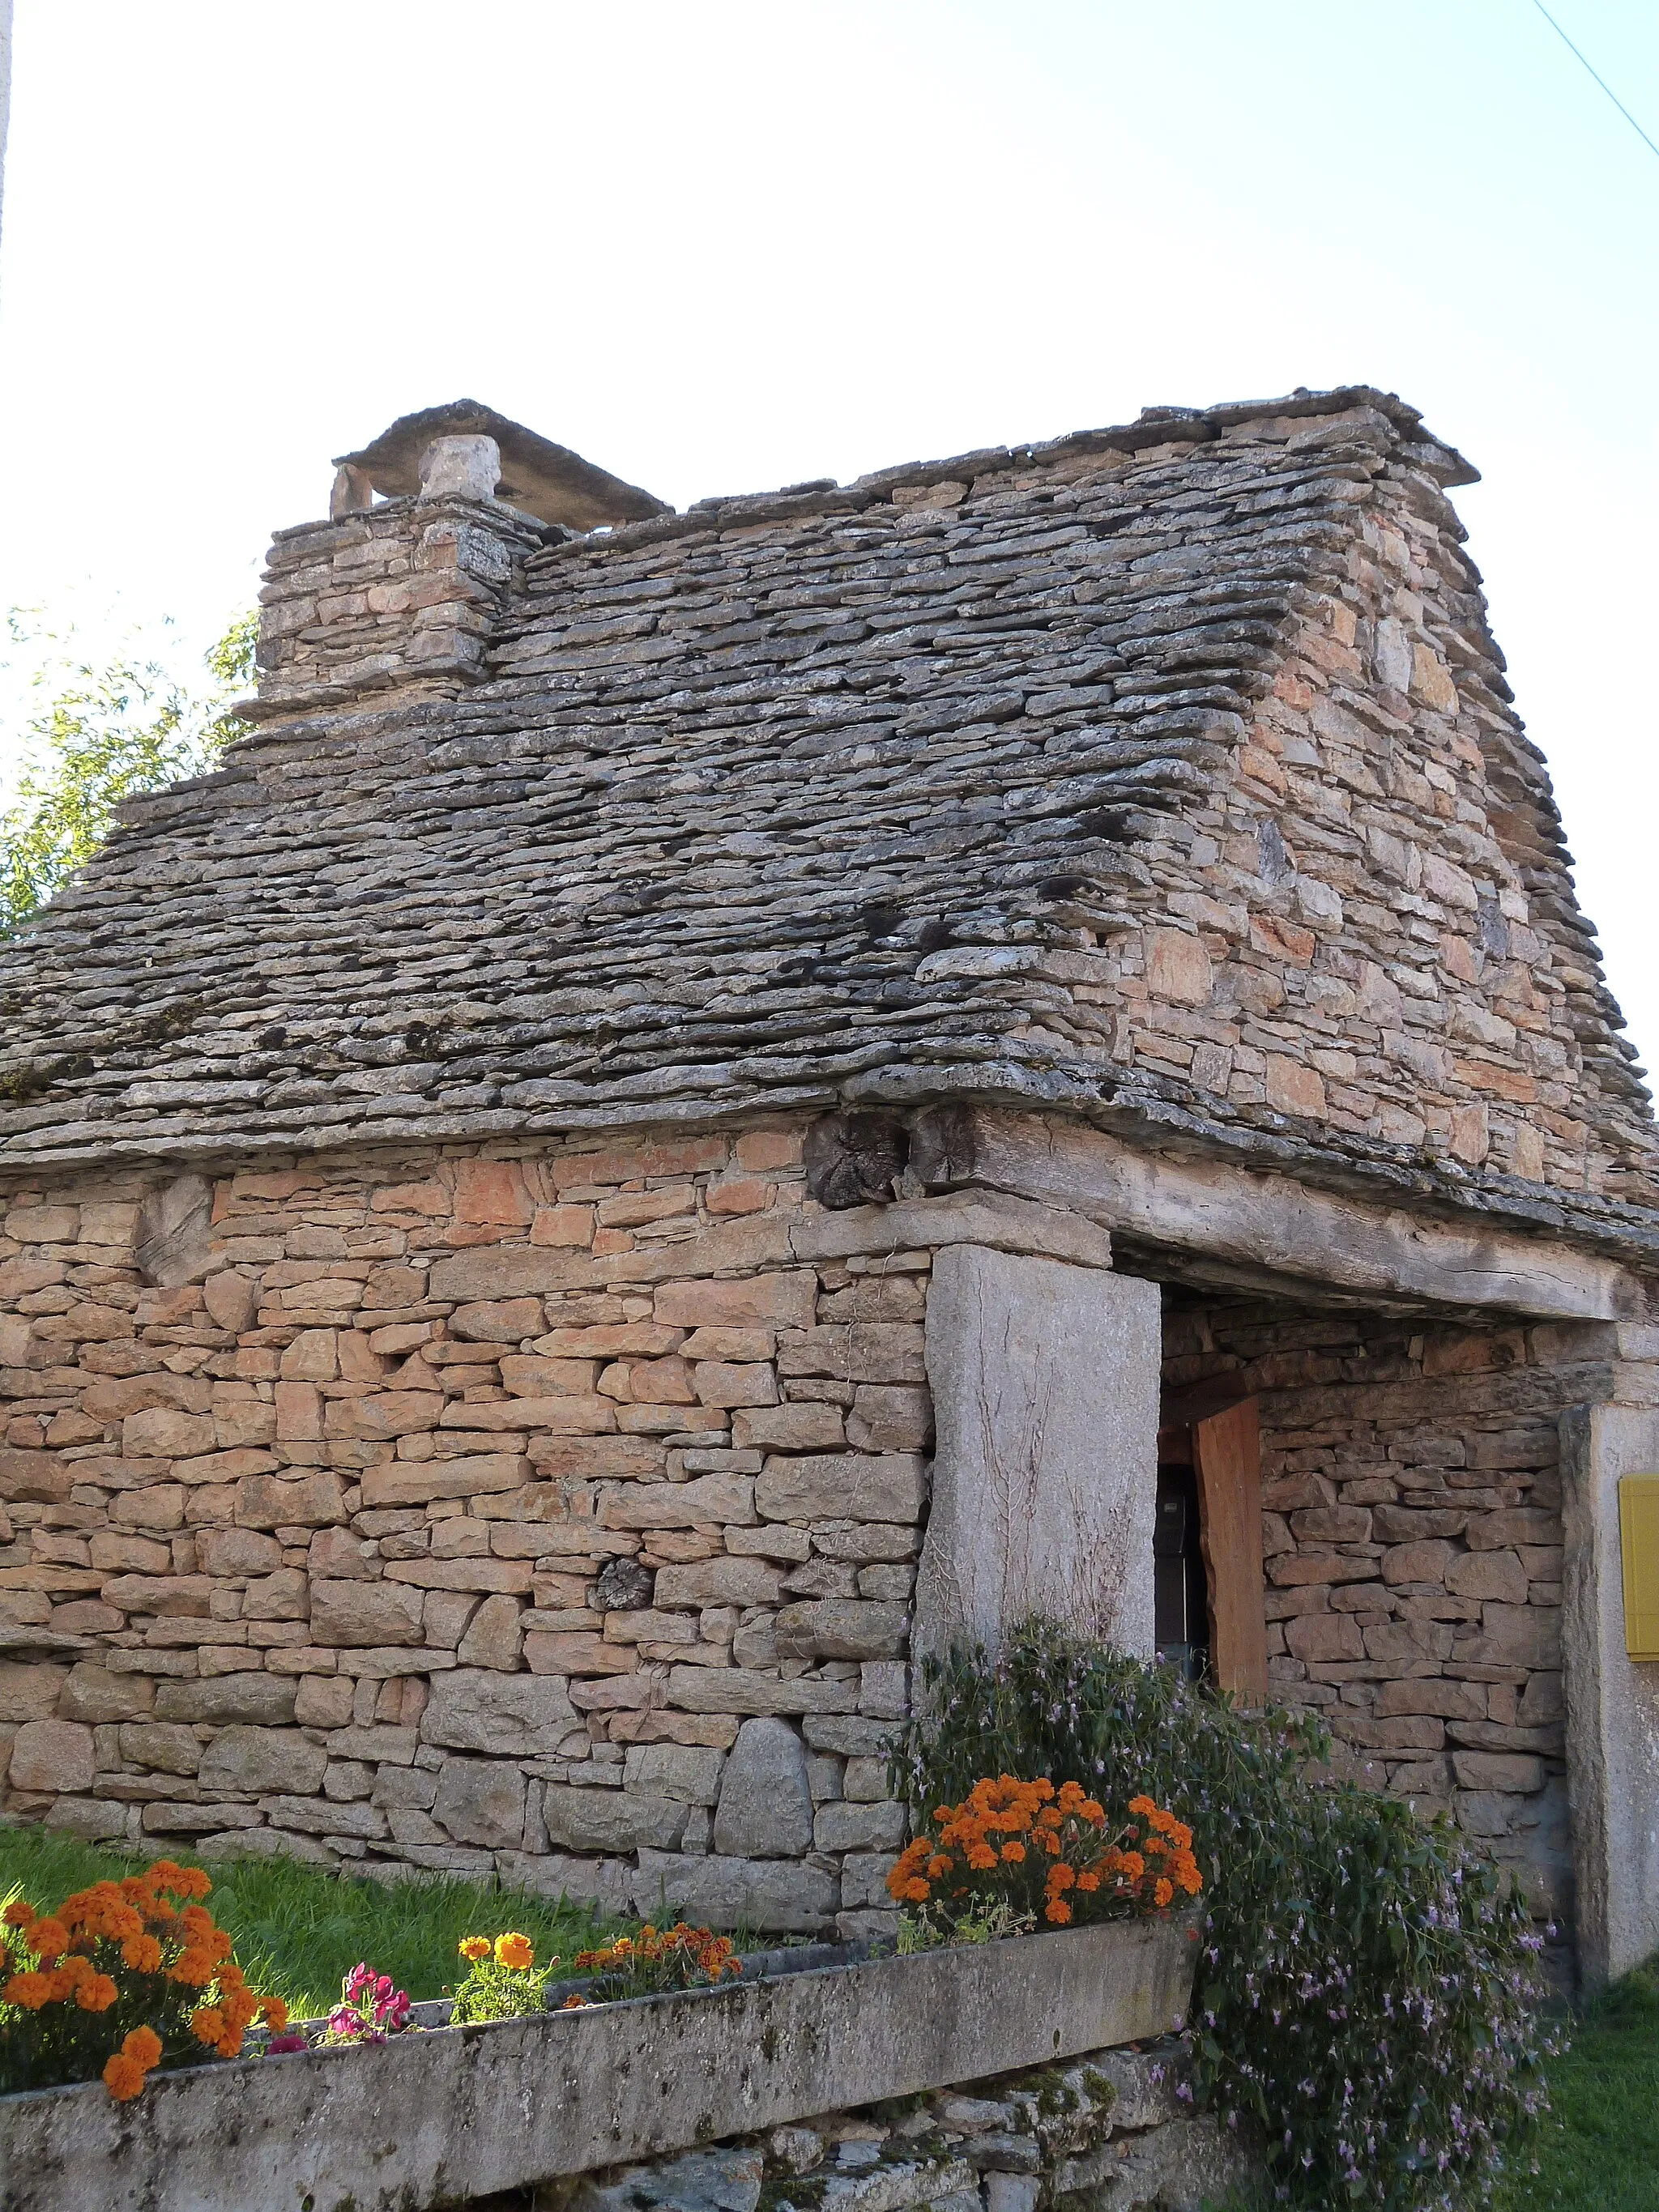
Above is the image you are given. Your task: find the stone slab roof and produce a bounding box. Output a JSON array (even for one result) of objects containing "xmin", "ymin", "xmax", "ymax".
[{"xmin": 3, "ymin": 385, "xmax": 1654, "ymax": 1258}]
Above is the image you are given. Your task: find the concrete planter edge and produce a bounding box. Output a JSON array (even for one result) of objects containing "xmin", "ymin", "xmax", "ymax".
[{"xmin": 0, "ymin": 1915, "xmax": 1200, "ymax": 2212}]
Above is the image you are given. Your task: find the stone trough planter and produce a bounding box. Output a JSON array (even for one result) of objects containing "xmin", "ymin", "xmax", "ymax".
[{"xmin": 0, "ymin": 1918, "xmax": 1196, "ymax": 2212}]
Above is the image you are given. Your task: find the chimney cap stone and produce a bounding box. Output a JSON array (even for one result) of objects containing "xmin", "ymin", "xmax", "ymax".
[{"xmin": 333, "ymin": 399, "xmax": 670, "ymax": 531}]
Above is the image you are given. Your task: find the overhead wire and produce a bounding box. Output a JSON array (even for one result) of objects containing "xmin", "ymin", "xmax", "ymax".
[{"xmin": 1527, "ymin": 0, "xmax": 1659, "ymax": 164}]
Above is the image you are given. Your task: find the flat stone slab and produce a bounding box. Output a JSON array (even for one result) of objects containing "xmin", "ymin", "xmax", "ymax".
[{"xmin": 0, "ymin": 1920, "xmax": 1196, "ymax": 2212}]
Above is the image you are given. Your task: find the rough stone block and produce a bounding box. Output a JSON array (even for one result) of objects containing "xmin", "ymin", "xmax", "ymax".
[
  {"xmin": 814, "ymin": 1799, "xmax": 906, "ymax": 1852},
  {"xmin": 197, "ymin": 1527, "xmax": 284, "ymax": 1577},
  {"xmin": 667, "ymin": 1669, "xmax": 858, "ymax": 1717},
  {"xmin": 653, "ymin": 1275, "xmax": 817, "ymax": 1331},
  {"xmin": 1450, "ymin": 1751, "xmax": 1546, "ymax": 1794},
  {"xmin": 198, "ymin": 1726, "xmax": 329, "ymax": 1796},
  {"xmin": 1445, "ymin": 1550, "xmax": 1529, "ymax": 1604},
  {"xmin": 117, "ymin": 1723, "xmax": 203, "ymax": 1775},
  {"xmin": 237, "ymin": 1470, "xmax": 348, "ymax": 1529},
  {"xmin": 632, "ymin": 1848, "xmax": 838, "ymax": 1933},
  {"xmin": 9, "ymin": 1720, "xmax": 95, "ymax": 1793},
  {"xmin": 568, "ymin": 2148, "xmax": 764, "ymax": 2212},
  {"xmin": 655, "ymin": 1558, "xmax": 783, "ymax": 1609},
  {"xmin": 310, "ymin": 1578, "xmax": 425, "ymax": 1647},
  {"xmin": 756, "ymin": 1455, "xmax": 927, "ymax": 1526},
  {"xmin": 155, "ymin": 1674, "xmax": 297, "ymax": 1726},
  {"xmin": 602, "ymin": 1475, "xmax": 757, "ymax": 1531},
  {"xmin": 846, "ymin": 1387, "xmax": 934, "ymax": 1454},
  {"xmin": 543, "ymin": 1784, "xmax": 690, "ymax": 1853},
  {"xmin": 433, "ymin": 1755, "xmax": 527, "ymax": 1850},
  {"xmin": 712, "ymin": 1718, "xmax": 814, "ymax": 1857},
  {"xmin": 1380, "ymin": 1540, "xmax": 1457, "ymax": 1587},
  {"xmin": 774, "ymin": 1601, "xmax": 909, "ymax": 1661},
  {"xmin": 458, "ymin": 1592, "xmax": 525, "ymax": 1669},
  {"xmin": 60, "ymin": 1662, "xmax": 154, "ymax": 1724},
  {"xmin": 624, "ymin": 1742, "xmax": 725, "ymax": 1803},
  {"xmin": 421, "ymin": 1668, "xmax": 576, "ymax": 1756},
  {"xmin": 733, "ymin": 1404, "xmax": 846, "ymax": 1454}
]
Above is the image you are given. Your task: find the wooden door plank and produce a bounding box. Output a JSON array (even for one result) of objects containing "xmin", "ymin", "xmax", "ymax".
[{"xmin": 1193, "ymin": 1398, "xmax": 1267, "ymax": 1702}]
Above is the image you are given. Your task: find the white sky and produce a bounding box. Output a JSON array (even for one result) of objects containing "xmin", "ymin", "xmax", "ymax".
[{"xmin": 2, "ymin": 0, "xmax": 1656, "ymax": 1073}]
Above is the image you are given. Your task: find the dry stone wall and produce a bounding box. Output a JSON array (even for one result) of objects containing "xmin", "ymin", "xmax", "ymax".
[
  {"xmin": 1164, "ymin": 1296, "xmax": 1659, "ymax": 1927},
  {"xmin": 0, "ymin": 1127, "xmax": 944, "ymax": 1934}
]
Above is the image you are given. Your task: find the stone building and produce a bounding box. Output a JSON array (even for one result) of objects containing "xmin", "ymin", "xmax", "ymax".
[{"xmin": 2, "ymin": 388, "xmax": 1657, "ymax": 1985}]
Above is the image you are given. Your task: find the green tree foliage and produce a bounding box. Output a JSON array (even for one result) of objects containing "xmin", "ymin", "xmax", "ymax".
[{"xmin": 0, "ymin": 611, "xmax": 257, "ymax": 935}]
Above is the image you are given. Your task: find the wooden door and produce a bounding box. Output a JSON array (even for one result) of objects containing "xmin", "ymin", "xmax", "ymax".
[{"xmin": 1192, "ymin": 1398, "xmax": 1267, "ymax": 1703}]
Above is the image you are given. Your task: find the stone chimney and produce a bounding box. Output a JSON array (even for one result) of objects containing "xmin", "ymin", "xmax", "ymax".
[{"xmin": 243, "ymin": 400, "xmax": 667, "ymax": 727}]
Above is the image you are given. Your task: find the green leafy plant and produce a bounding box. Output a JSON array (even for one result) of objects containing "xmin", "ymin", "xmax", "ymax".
[
  {"xmin": 1, "ymin": 609, "xmax": 256, "ymax": 932},
  {"xmin": 897, "ymin": 1626, "xmax": 1555, "ymax": 2210},
  {"xmin": 450, "ymin": 1931, "xmax": 560, "ymax": 2022}
]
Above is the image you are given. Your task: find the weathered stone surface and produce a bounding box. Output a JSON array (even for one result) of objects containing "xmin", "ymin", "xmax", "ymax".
[
  {"xmin": 421, "ymin": 1668, "xmax": 577, "ymax": 1757},
  {"xmin": 118, "ymin": 1723, "xmax": 203, "ymax": 1775},
  {"xmin": 155, "ymin": 1674, "xmax": 297, "ymax": 1726},
  {"xmin": 918, "ymin": 1251, "xmax": 1159, "ymax": 1656},
  {"xmin": 569, "ymin": 2148, "xmax": 764, "ymax": 2212},
  {"xmin": 633, "ymin": 1849, "xmax": 838, "ymax": 1933},
  {"xmin": 309, "ymin": 1578, "xmax": 425, "ymax": 1647},
  {"xmin": 624, "ymin": 1742, "xmax": 725, "ymax": 1805},
  {"xmin": 236, "ymin": 1470, "xmax": 348, "ymax": 1530},
  {"xmin": 813, "ymin": 1800, "xmax": 906, "ymax": 1853},
  {"xmin": 543, "ymin": 1784, "xmax": 689, "ymax": 1854},
  {"xmin": 198, "ymin": 1727, "xmax": 328, "ymax": 1796},
  {"xmin": 59, "ymin": 1662, "xmax": 153, "ymax": 1724},
  {"xmin": 774, "ymin": 1601, "xmax": 908, "ymax": 1662},
  {"xmin": 433, "ymin": 1755, "xmax": 527, "ymax": 1850},
  {"xmin": 8, "ymin": 1720, "xmax": 95, "ymax": 1793},
  {"xmin": 755, "ymin": 1456, "xmax": 927, "ymax": 1526},
  {"xmin": 457, "ymin": 1592, "xmax": 525, "ymax": 1670},
  {"xmin": 712, "ymin": 1719, "xmax": 814, "ymax": 1857}
]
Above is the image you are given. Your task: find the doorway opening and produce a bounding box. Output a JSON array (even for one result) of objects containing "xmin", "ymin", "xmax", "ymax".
[{"xmin": 1156, "ymin": 1393, "xmax": 1267, "ymax": 1703}]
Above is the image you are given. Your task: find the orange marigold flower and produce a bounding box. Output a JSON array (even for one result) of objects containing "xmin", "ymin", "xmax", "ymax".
[
  {"xmin": 560, "ymin": 1993, "xmax": 587, "ymax": 2010},
  {"xmin": 261, "ymin": 1998, "xmax": 289, "ymax": 2032},
  {"xmin": 122, "ymin": 1934, "xmax": 163, "ymax": 1973},
  {"xmin": 1076, "ymin": 1870, "xmax": 1100, "ymax": 1893},
  {"xmin": 458, "ymin": 1936, "xmax": 492, "ymax": 1962},
  {"xmin": 2, "ymin": 1899, "xmax": 35, "ymax": 1929},
  {"xmin": 1154, "ymin": 1877, "xmax": 1175, "ymax": 1908},
  {"xmin": 169, "ymin": 1949, "xmax": 217, "ymax": 1988},
  {"xmin": 494, "ymin": 1933, "xmax": 535, "ymax": 1970},
  {"xmin": 1043, "ymin": 1899, "xmax": 1073, "ymax": 1924},
  {"xmin": 1000, "ymin": 1842, "xmax": 1026, "ymax": 1865},
  {"xmin": 192, "ymin": 2006, "xmax": 227, "ymax": 2046},
  {"xmin": 123, "ymin": 2026, "xmax": 164, "ymax": 2069},
  {"xmin": 103, "ymin": 2055, "xmax": 147, "ymax": 2103},
  {"xmin": 3, "ymin": 1971, "xmax": 51, "ymax": 2010},
  {"xmin": 902, "ymin": 1878, "xmax": 931, "ymax": 1902},
  {"xmin": 28, "ymin": 1917, "xmax": 69, "ymax": 1962},
  {"xmin": 1128, "ymin": 1794, "xmax": 1156, "ymax": 1817},
  {"xmin": 966, "ymin": 1844, "xmax": 998, "ymax": 1873},
  {"xmin": 78, "ymin": 1973, "xmax": 120, "ymax": 2014}
]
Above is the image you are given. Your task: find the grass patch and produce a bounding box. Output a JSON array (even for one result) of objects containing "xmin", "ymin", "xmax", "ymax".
[
  {"xmin": 0, "ymin": 1823, "xmax": 627, "ymax": 2020},
  {"xmin": 1492, "ymin": 1961, "xmax": 1659, "ymax": 2210}
]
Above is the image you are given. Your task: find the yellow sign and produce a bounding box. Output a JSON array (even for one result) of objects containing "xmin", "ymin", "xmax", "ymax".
[{"xmin": 1620, "ymin": 1476, "xmax": 1659, "ymax": 1661}]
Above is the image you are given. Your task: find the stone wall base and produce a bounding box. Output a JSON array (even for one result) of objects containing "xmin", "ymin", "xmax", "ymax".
[{"xmin": 530, "ymin": 2044, "xmax": 1258, "ymax": 2212}]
